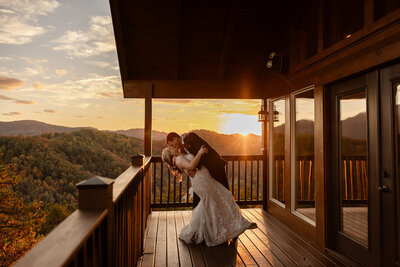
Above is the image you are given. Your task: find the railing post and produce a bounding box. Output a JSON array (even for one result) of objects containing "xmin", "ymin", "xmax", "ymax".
[
  {"xmin": 76, "ymin": 176, "xmax": 114, "ymax": 267},
  {"xmin": 132, "ymin": 154, "xmax": 145, "ymax": 257}
]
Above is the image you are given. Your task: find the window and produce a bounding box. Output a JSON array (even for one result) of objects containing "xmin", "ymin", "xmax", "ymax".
[
  {"xmin": 291, "ymin": 87, "xmax": 315, "ymax": 224},
  {"xmin": 269, "ymin": 98, "xmax": 286, "ymax": 206}
]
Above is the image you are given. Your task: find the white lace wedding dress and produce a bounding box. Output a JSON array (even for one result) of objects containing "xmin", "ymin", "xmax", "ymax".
[{"xmin": 179, "ymin": 154, "xmax": 252, "ymax": 247}]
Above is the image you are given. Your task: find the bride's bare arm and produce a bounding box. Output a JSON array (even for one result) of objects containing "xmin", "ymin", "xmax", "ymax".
[{"xmin": 176, "ymin": 145, "xmax": 208, "ymax": 170}]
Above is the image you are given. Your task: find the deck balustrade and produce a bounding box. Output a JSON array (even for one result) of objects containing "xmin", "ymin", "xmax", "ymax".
[{"xmin": 150, "ymin": 155, "xmax": 264, "ymax": 208}]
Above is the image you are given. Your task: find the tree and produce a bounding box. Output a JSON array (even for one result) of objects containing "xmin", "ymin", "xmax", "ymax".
[{"xmin": 0, "ymin": 163, "xmax": 46, "ymax": 266}]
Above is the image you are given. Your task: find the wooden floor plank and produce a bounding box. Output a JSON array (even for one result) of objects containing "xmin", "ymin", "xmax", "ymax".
[
  {"xmin": 200, "ymin": 245, "xmax": 219, "ymax": 267},
  {"xmin": 235, "ymin": 237, "xmax": 258, "ymax": 266},
  {"xmin": 250, "ymin": 208, "xmax": 337, "ymax": 266},
  {"xmin": 174, "ymin": 211, "xmax": 192, "ymax": 267},
  {"xmin": 154, "ymin": 211, "xmax": 167, "ymax": 266},
  {"xmin": 182, "ymin": 211, "xmax": 205, "ymax": 267},
  {"xmin": 238, "ymin": 232, "xmax": 272, "ymax": 266},
  {"xmin": 141, "ymin": 208, "xmax": 341, "ymax": 267},
  {"xmin": 167, "ymin": 212, "xmax": 180, "ymax": 267},
  {"xmin": 242, "ymin": 209, "xmax": 311, "ymax": 266},
  {"xmin": 242, "ymin": 211, "xmax": 297, "ymax": 267},
  {"xmin": 218, "ymin": 239, "xmax": 247, "ymax": 267},
  {"xmin": 211, "ymin": 244, "xmax": 236, "ymax": 267},
  {"xmin": 142, "ymin": 212, "xmax": 160, "ymax": 267},
  {"xmin": 244, "ymin": 230, "xmax": 286, "ymax": 267}
]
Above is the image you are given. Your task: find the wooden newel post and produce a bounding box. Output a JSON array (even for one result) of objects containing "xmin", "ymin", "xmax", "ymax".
[
  {"xmin": 131, "ymin": 153, "xmax": 145, "ymax": 167},
  {"xmin": 76, "ymin": 176, "xmax": 115, "ymax": 267}
]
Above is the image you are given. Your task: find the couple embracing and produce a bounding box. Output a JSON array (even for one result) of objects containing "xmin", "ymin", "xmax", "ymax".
[{"xmin": 161, "ymin": 132, "xmax": 257, "ymax": 247}]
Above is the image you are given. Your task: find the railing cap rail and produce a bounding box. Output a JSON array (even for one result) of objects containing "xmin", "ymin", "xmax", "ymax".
[{"xmin": 76, "ymin": 175, "xmax": 114, "ymax": 189}]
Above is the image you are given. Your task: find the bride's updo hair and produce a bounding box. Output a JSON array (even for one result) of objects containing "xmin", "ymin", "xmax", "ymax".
[
  {"xmin": 161, "ymin": 147, "xmax": 183, "ymax": 182},
  {"xmin": 161, "ymin": 147, "xmax": 174, "ymax": 168}
]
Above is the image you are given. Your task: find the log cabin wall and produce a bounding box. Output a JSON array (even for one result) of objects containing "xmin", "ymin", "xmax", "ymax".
[{"xmin": 263, "ymin": 0, "xmax": 400, "ymax": 256}]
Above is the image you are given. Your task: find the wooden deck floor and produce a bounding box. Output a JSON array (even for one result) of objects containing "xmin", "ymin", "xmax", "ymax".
[{"xmin": 138, "ymin": 208, "xmax": 339, "ymax": 267}]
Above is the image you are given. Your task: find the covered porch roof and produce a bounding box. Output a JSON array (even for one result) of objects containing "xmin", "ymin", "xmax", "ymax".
[{"xmin": 109, "ymin": 0, "xmax": 297, "ymax": 99}]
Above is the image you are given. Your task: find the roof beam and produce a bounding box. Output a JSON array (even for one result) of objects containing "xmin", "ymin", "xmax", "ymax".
[
  {"xmin": 123, "ymin": 80, "xmax": 264, "ymax": 99},
  {"xmin": 217, "ymin": 0, "xmax": 238, "ymax": 80}
]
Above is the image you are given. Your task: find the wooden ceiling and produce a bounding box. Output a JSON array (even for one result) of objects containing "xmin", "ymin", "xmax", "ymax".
[{"xmin": 109, "ymin": 0, "xmax": 297, "ymax": 98}]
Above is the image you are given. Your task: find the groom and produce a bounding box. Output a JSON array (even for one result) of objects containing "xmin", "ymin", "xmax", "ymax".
[{"xmin": 166, "ymin": 132, "xmax": 230, "ymax": 208}]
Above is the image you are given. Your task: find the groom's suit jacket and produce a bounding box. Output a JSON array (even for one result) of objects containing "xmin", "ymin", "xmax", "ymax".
[{"xmin": 183, "ymin": 132, "xmax": 229, "ymax": 208}]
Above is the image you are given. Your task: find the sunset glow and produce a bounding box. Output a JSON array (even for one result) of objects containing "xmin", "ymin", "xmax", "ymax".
[{"xmin": 0, "ymin": 0, "xmax": 262, "ymax": 135}]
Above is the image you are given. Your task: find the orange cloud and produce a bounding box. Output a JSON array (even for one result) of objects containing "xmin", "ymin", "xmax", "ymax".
[
  {"xmin": 0, "ymin": 77, "xmax": 24, "ymax": 90},
  {"xmin": 33, "ymin": 82, "xmax": 44, "ymax": 90},
  {"xmin": 98, "ymin": 91, "xmax": 121, "ymax": 98},
  {"xmin": 44, "ymin": 109, "xmax": 58, "ymax": 113},
  {"xmin": 76, "ymin": 115, "xmax": 85, "ymax": 118},
  {"xmin": 55, "ymin": 69, "xmax": 68, "ymax": 76},
  {"xmin": 0, "ymin": 94, "xmax": 34, "ymax": 104},
  {"xmin": 154, "ymin": 99, "xmax": 193, "ymax": 105},
  {"xmin": 2, "ymin": 112, "xmax": 21, "ymax": 116},
  {"xmin": 14, "ymin": 99, "xmax": 34, "ymax": 104}
]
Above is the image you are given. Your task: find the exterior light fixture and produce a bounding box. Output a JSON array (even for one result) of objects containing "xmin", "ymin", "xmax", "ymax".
[
  {"xmin": 265, "ymin": 51, "xmax": 283, "ymax": 72},
  {"xmin": 258, "ymin": 104, "xmax": 266, "ymax": 122}
]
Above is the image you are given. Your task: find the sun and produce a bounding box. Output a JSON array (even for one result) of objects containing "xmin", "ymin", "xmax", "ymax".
[{"xmin": 219, "ymin": 113, "xmax": 261, "ymax": 135}]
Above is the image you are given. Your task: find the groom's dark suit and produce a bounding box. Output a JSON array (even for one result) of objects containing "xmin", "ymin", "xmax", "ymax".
[{"xmin": 183, "ymin": 132, "xmax": 229, "ymax": 208}]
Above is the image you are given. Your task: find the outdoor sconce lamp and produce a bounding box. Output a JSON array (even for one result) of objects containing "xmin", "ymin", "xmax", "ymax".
[
  {"xmin": 258, "ymin": 104, "xmax": 280, "ymax": 122},
  {"xmin": 258, "ymin": 105, "xmax": 266, "ymax": 122},
  {"xmin": 265, "ymin": 51, "xmax": 283, "ymax": 72}
]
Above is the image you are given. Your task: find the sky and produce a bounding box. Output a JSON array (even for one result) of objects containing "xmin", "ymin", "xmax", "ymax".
[{"xmin": 0, "ymin": 0, "xmax": 262, "ymax": 136}]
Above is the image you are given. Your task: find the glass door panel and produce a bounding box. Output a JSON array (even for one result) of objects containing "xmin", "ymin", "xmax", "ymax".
[
  {"xmin": 339, "ymin": 91, "xmax": 368, "ymax": 246},
  {"xmin": 269, "ymin": 98, "xmax": 286, "ymax": 206},
  {"xmin": 291, "ymin": 88, "xmax": 315, "ymax": 223}
]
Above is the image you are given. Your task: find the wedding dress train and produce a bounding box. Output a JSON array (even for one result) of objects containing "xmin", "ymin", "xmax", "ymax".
[{"xmin": 179, "ymin": 154, "xmax": 252, "ymax": 247}]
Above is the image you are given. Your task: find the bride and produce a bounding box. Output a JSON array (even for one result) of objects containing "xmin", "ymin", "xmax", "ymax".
[{"xmin": 161, "ymin": 145, "xmax": 257, "ymax": 247}]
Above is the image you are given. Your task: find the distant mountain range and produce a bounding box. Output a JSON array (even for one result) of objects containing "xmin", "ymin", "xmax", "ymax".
[
  {"xmin": 0, "ymin": 120, "xmax": 168, "ymax": 141},
  {"xmin": 272, "ymin": 112, "xmax": 367, "ymax": 140},
  {"xmin": 0, "ymin": 120, "xmax": 263, "ymax": 155}
]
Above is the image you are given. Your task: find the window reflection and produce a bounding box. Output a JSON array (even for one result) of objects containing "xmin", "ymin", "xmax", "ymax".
[
  {"xmin": 339, "ymin": 90, "xmax": 368, "ymax": 246},
  {"xmin": 292, "ymin": 89, "xmax": 315, "ymax": 222},
  {"xmin": 270, "ymin": 99, "xmax": 285, "ymax": 205},
  {"xmin": 395, "ymin": 83, "xmax": 400, "ymax": 259}
]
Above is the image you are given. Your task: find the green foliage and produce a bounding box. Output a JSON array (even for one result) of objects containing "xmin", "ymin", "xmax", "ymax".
[{"xmin": 0, "ymin": 129, "xmax": 145, "ymax": 206}]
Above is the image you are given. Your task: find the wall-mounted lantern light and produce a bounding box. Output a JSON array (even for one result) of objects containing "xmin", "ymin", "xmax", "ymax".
[
  {"xmin": 265, "ymin": 51, "xmax": 283, "ymax": 72},
  {"xmin": 258, "ymin": 104, "xmax": 266, "ymax": 122}
]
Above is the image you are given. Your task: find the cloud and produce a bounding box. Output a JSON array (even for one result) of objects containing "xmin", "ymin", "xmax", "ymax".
[
  {"xmin": 44, "ymin": 109, "xmax": 57, "ymax": 113},
  {"xmin": 2, "ymin": 111, "xmax": 21, "ymax": 116},
  {"xmin": 14, "ymin": 99, "xmax": 34, "ymax": 104},
  {"xmin": 77, "ymin": 103, "xmax": 90, "ymax": 109},
  {"xmin": 154, "ymin": 99, "xmax": 194, "ymax": 105},
  {"xmin": 0, "ymin": 94, "xmax": 35, "ymax": 104},
  {"xmin": 55, "ymin": 69, "xmax": 68, "ymax": 76},
  {"xmin": 52, "ymin": 16, "xmax": 116, "ymax": 57},
  {"xmin": 33, "ymin": 82, "xmax": 44, "ymax": 90},
  {"xmin": 76, "ymin": 115, "xmax": 84, "ymax": 118},
  {"xmin": 97, "ymin": 116, "xmax": 104, "ymax": 119},
  {"xmin": 0, "ymin": 0, "xmax": 59, "ymax": 44},
  {"xmin": 98, "ymin": 91, "xmax": 122, "ymax": 98},
  {"xmin": 0, "ymin": 76, "xmax": 24, "ymax": 90},
  {"xmin": 0, "ymin": 57, "xmax": 11, "ymax": 61},
  {"xmin": 85, "ymin": 61, "xmax": 110, "ymax": 68}
]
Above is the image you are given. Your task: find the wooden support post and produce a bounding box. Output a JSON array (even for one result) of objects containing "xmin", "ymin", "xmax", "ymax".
[
  {"xmin": 262, "ymin": 98, "xmax": 268, "ymax": 211},
  {"xmin": 144, "ymin": 83, "xmax": 152, "ymax": 157},
  {"xmin": 76, "ymin": 176, "xmax": 114, "ymax": 267}
]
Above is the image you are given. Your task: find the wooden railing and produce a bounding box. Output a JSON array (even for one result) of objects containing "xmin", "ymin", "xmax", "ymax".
[
  {"xmin": 150, "ymin": 155, "xmax": 264, "ymax": 208},
  {"xmin": 342, "ymin": 155, "xmax": 368, "ymax": 202},
  {"xmin": 14, "ymin": 155, "xmax": 152, "ymax": 267},
  {"xmin": 272, "ymin": 155, "xmax": 368, "ymax": 204}
]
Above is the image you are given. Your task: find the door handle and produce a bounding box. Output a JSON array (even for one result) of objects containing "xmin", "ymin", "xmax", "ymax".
[{"xmin": 378, "ymin": 186, "xmax": 388, "ymax": 192}]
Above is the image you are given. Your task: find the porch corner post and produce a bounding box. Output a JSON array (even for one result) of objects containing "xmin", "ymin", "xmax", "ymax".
[
  {"xmin": 144, "ymin": 83, "xmax": 153, "ymax": 157},
  {"xmin": 76, "ymin": 176, "xmax": 114, "ymax": 267},
  {"xmin": 262, "ymin": 98, "xmax": 268, "ymax": 211}
]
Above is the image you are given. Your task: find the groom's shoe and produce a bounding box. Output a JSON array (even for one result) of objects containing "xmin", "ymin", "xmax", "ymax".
[{"xmin": 248, "ymin": 222, "xmax": 258, "ymax": 229}]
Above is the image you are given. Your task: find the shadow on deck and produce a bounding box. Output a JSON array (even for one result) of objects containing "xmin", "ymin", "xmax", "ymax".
[{"xmin": 139, "ymin": 208, "xmax": 339, "ymax": 267}]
